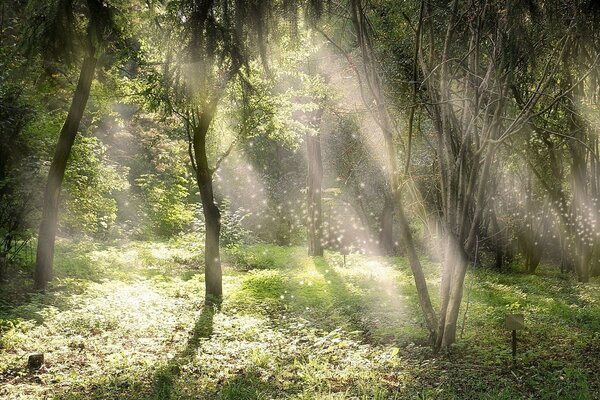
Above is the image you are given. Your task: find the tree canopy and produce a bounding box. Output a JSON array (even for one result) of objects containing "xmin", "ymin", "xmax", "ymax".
[{"xmin": 1, "ymin": 0, "xmax": 600, "ymax": 398}]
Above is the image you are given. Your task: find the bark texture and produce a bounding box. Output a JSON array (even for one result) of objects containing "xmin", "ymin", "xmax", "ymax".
[
  {"xmin": 34, "ymin": 54, "xmax": 97, "ymax": 290},
  {"xmin": 192, "ymin": 109, "xmax": 222, "ymax": 303}
]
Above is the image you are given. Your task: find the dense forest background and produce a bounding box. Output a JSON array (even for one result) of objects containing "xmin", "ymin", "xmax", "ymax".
[{"xmin": 1, "ymin": 0, "xmax": 600, "ymax": 398}]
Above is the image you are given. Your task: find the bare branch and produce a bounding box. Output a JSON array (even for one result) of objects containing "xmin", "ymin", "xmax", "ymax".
[{"xmin": 211, "ymin": 135, "xmax": 239, "ymax": 176}]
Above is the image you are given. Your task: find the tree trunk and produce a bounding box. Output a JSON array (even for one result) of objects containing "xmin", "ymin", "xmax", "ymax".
[
  {"xmin": 434, "ymin": 235, "xmax": 468, "ymax": 350},
  {"xmin": 379, "ymin": 194, "xmax": 395, "ymax": 255},
  {"xmin": 200, "ymin": 180, "xmax": 222, "ymax": 301},
  {"xmin": 440, "ymin": 257, "xmax": 468, "ymax": 347},
  {"xmin": 574, "ymin": 242, "xmax": 591, "ymax": 283},
  {"xmin": 396, "ymin": 201, "xmax": 438, "ymax": 336},
  {"xmin": 34, "ymin": 54, "xmax": 97, "ymax": 291},
  {"xmin": 349, "ymin": 0, "xmax": 437, "ymax": 339},
  {"xmin": 273, "ymin": 143, "xmax": 291, "ymax": 246},
  {"xmin": 518, "ymin": 228, "xmax": 541, "ymax": 274},
  {"xmin": 306, "ymin": 132, "xmax": 323, "ymax": 257},
  {"xmin": 0, "ymin": 254, "xmax": 6, "ymax": 282},
  {"xmin": 488, "ymin": 207, "xmax": 504, "ymax": 270},
  {"xmin": 193, "ymin": 111, "xmax": 222, "ymax": 303}
]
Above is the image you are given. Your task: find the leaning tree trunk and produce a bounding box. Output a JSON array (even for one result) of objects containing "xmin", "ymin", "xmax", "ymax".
[
  {"xmin": 34, "ymin": 54, "xmax": 97, "ymax": 290},
  {"xmin": 349, "ymin": 0, "xmax": 437, "ymax": 338},
  {"xmin": 306, "ymin": 131, "xmax": 323, "ymax": 257},
  {"xmin": 193, "ymin": 112, "xmax": 222, "ymax": 303}
]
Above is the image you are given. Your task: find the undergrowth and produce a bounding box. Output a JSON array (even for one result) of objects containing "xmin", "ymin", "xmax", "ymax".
[{"xmin": 0, "ymin": 237, "xmax": 598, "ymax": 399}]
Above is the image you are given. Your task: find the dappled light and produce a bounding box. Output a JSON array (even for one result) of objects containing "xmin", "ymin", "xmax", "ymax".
[{"xmin": 2, "ymin": 0, "xmax": 600, "ymax": 399}]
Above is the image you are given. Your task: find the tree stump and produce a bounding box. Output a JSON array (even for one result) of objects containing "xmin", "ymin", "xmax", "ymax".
[{"xmin": 27, "ymin": 353, "xmax": 44, "ymax": 369}]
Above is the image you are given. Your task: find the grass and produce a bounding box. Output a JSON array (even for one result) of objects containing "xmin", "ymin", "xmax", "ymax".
[{"xmin": 0, "ymin": 237, "xmax": 599, "ymax": 399}]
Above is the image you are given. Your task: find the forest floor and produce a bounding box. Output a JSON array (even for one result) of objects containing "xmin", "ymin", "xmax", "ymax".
[{"xmin": 0, "ymin": 237, "xmax": 599, "ymax": 399}]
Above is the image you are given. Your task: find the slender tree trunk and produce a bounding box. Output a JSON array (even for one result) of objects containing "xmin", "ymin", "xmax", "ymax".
[
  {"xmin": 575, "ymin": 243, "xmax": 591, "ymax": 283},
  {"xmin": 430, "ymin": 235, "xmax": 468, "ymax": 349},
  {"xmin": 488, "ymin": 206, "xmax": 504, "ymax": 270},
  {"xmin": 34, "ymin": 54, "xmax": 97, "ymax": 290},
  {"xmin": 441, "ymin": 256, "xmax": 468, "ymax": 347},
  {"xmin": 273, "ymin": 143, "xmax": 291, "ymax": 246},
  {"xmin": 193, "ymin": 111, "xmax": 222, "ymax": 303},
  {"xmin": 396, "ymin": 200, "xmax": 438, "ymax": 336},
  {"xmin": 349, "ymin": 0, "xmax": 437, "ymax": 338},
  {"xmin": 306, "ymin": 132, "xmax": 323, "ymax": 256},
  {"xmin": 0, "ymin": 254, "xmax": 6, "ymax": 282},
  {"xmin": 379, "ymin": 194, "xmax": 395, "ymax": 255}
]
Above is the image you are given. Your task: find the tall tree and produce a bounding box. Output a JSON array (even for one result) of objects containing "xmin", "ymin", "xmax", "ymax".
[
  {"xmin": 347, "ymin": 0, "xmax": 438, "ymax": 337},
  {"xmin": 153, "ymin": 0, "xmax": 324, "ymax": 303},
  {"xmin": 306, "ymin": 110, "xmax": 324, "ymax": 256},
  {"xmin": 26, "ymin": 0, "xmax": 121, "ymax": 290}
]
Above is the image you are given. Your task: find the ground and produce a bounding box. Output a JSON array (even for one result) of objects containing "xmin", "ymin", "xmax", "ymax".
[{"xmin": 1, "ymin": 237, "xmax": 599, "ymax": 399}]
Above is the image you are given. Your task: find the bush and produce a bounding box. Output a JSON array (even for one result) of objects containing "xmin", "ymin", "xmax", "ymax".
[{"xmin": 61, "ymin": 136, "xmax": 127, "ymax": 237}]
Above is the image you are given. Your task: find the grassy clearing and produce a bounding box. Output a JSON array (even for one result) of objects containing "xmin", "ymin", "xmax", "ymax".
[{"xmin": 1, "ymin": 238, "xmax": 599, "ymax": 399}]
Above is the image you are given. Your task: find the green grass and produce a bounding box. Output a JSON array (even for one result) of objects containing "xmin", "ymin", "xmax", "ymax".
[{"xmin": 1, "ymin": 237, "xmax": 599, "ymax": 399}]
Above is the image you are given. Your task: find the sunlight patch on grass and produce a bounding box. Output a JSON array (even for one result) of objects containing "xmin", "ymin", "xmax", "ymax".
[{"xmin": 2, "ymin": 240, "xmax": 599, "ymax": 399}]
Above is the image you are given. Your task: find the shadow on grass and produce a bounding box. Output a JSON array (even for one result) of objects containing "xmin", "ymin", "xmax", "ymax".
[
  {"xmin": 0, "ymin": 276, "xmax": 89, "ymax": 327},
  {"xmin": 0, "ymin": 239, "xmax": 204, "ymax": 328},
  {"xmin": 311, "ymin": 257, "xmax": 368, "ymax": 335},
  {"xmin": 472, "ymin": 270, "xmax": 600, "ymax": 333},
  {"xmin": 210, "ymin": 369, "xmax": 283, "ymax": 400},
  {"xmin": 45, "ymin": 305, "xmax": 216, "ymax": 400},
  {"xmin": 149, "ymin": 304, "xmax": 216, "ymax": 399},
  {"xmin": 54, "ymin": 304, "xmax": 283, "ymax": 399}
]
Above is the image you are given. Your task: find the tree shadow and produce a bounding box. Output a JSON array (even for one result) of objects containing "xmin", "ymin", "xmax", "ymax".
[
  {"xmin": 48, "ymin": 304, "xmax": 281, "ymax": 400},
  {"xmin": 202, "ymin": 368, "xmax": 283, "ymax": 400},
  {"xmin": 311, "ymin": 255, "xmax": 426, "ymax": 345},
  {"xmin": 310, "ymin": 256, "xmax": 369, "ymax": 334},
  {"xmin": 475, "ymin": 272, "xmax": 600, "ymax": 334},
  {"xmin": 149, "ymin": 304, "xmax": 216, "ymax": 399}
]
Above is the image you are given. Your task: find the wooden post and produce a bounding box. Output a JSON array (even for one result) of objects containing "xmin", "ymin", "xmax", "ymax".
[{"xmin": 504, "ymin": 314, "xmax": 524, "ymax": 366}]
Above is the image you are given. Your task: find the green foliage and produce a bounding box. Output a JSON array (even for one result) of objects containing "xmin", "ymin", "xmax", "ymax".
[
  {"xmin": 136, "ymin": 173, "xmax": 194, "ymax": 237},
  {"xmin": 23, "ymin": 0, "xmax": 124, "ymax": 65},
  {"xmin": 132, "ymin": 128, "xmax": 195, "ymax": 238},
  {"xmin": 219, "ymin": 198, "xmax": 251, "ymax": 247},
  {"xmin": 0, "ymin": 85, "xmax": 38, "ymax": 253},
  {"xmin": 225, "ymin": 244, "xmax": 299, "ymax": 271},
  {"xmin": 1, "ymin": 241, "xmax": 599, "ymax": 399},
  {"xmin": 61, "ymin": 136, "xmax": 127, "ymax": 236},
  {"xmin": 243, "ymin": 269, "xmax": 287, "ymax": 299}
]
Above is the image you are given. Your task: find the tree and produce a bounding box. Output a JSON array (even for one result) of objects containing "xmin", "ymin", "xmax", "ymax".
[
  {"xmin": 26, "ymin": 0, "xmax": 122, "ymax": 290},
  {"xmin": 368, "ymin": 0, "xmax": 600, "ymax": 347},
  {"xmin": 306, "ymin": 122, "xmax": 324, "ymax": 256},
  {"xmin": 148, "ymin": 0, "xmax": 324, "ymax": 303}
]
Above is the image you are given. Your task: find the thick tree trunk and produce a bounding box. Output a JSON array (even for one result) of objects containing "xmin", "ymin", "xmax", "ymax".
[
  {"xmin": 518, "ymin": 197, "xmax": 542, "ymax": 276},
  {"xmin": 34, "ymin": 54, "xmax": 97, "ymax": 291},
  {"xmin": 200, "ymin": 179, "xmax": 222, "ymax": 301},
  {"xmin": 193, "ymin": 111, "xmax": 222, "ymax": 303},
  {"xmin": 306, "ymin": 132, "xmax": 323, "ymax": 256}
]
